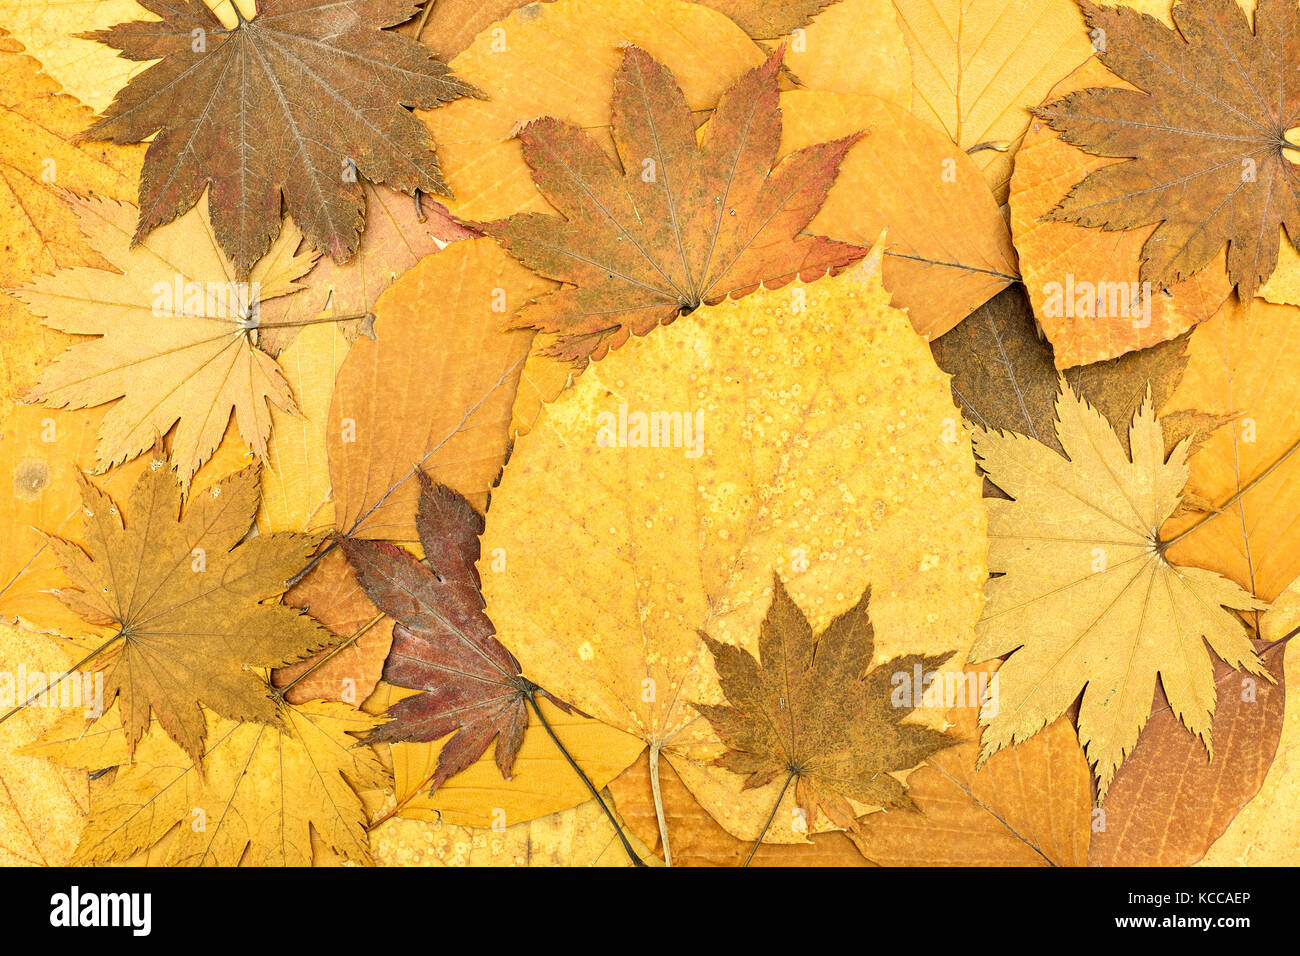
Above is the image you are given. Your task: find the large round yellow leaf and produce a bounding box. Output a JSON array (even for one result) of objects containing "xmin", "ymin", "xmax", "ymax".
[{"xmin": 481, "ymin": 248, "xmax": 987, "ymax": 845}]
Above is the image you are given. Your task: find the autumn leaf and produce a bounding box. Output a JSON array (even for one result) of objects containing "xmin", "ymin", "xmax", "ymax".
[
  {"xmin": 1036, "ymin": 0, "xmax": 1300, "ymax": 299},
  {"xmin": 1011, "ymin": 58, "xmax": 1231, "ymax": 368},
  {"xmin": 972, "ymin": 380, "xmax": 1269, "ymax": 798},
  {"xmin": 481, "ymin": 250, "xmax": 987, "ymax": 855},
  {"xmin": 0, "ymin": 29, "xmax": 142, "ymax": 402},
  {"xmin": 480, "ymin": 46, "xmax": 866, "ymax": 361},
  {"xmin": 850, "ymin": 665, "xmax": 1093, "ymax": 866},
  {"xmin": 27, "ymin": 700, "xmax": 386, "ymax": 866},
  {"xmin": 777, "ymin": 0, "xmax": 912, "ymax": 107},
  {"xmin": 39, "ymin": 457, "xmax": 330, "ymax": 764},
  {"xmin": 398, "ymin": 0, "xmax": 555, "ymax": 61},
  {"xmin": 342, "ymin": 474, "xmax": 569, "ymax": 793},
  {"xmin": 80, "ymin": 0, "xmax": 480, "ymax": 275},
  {"xmin": 1091, "ymin": 638, "xmax": 1286, "ymax": 866},
  {"xmin": 16, "ymin": 196, "xmax": 317, "ymax": 488},
  {"xmin": 891, "ymin": 0, "xmax": 1096, "ymax": 201},
  {"xmin": 698, "ymin": 0, "xmax": 840, "ymax": 36},
  {"xmin": 695, "ymin": 574, "xmax": 957, "ymax": 835}
]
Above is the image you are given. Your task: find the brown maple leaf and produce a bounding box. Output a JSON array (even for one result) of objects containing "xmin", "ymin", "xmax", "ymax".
[
  {"xmin": 341, "ymin": 473, "xmax": 571, "ymax": 793},
  {"xmin": 1037, "ymin": 0, "xmax": 1300, "ymax": 298},
  {"xmin": 480, "ymin": 46, "xmax": 866, "ymax": 362},
  {"xmin": 80, "ymin": 0, "xmax": 480, "ymax": 276},
  {"xmin": 41, "ymin": 457, "xmax": 330, "ymax": 764},
  {"xmin": 693, "ymin": 574, "xmax": 957, "ymax": 833}
]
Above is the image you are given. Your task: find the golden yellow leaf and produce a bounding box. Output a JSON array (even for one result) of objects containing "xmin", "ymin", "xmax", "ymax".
[
  {"xmin": 1162, "ymin": 296, "xmax": 1300, "ymax": 604},
  {"xmin": 327, "ymin": 238, "xmax": 551, "ymax": 541},
  {"xmin": 783, "ymin": 90, "xmax": 1016, "ymax": 338},
  {"xmin": 421, "ymin": 0, "xmax": 765, "ymax": 223},
  {"xmin": 890, "ymin": 0, "xmax": 1096, "ymax": 202},
  {"xmin": 480, "ymin": 249, "xmax": 987, "ymax": 853},
  {"xmin": 28, "ymin": 699, "xmax": 387, "ymax": 866},
  {"xmin": 16, "ymin": 195, "xmax": 317, "ymax": 488},
  {"xmin": 0, "ymin": 625, "xmax": 91, "ymax": 865},
  {"xmin": 1199, "ymin": 579, "xmax": 1300, "ymax": 865},
  {"xmin": 972, "ymin": 381, "xmax": 1267, "ymax": 799},
  {"xmin": 782, "ymin": 0, "xmax": 912, "ymax": 107}
]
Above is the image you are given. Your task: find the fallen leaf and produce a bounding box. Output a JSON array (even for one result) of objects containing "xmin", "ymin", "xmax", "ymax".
[
  {"xmin": 851, "ymin": 666, "xmax": 1093, "ymax": 865},
  {"xmin": 1010, "ymin": 57, "xmax": 1232, "ymax": 368},
  {"xmin": 1036, "ymin": 0, "xmax": 1300, "ymax": 300},
  {"xmin": 399, "ymin": 0, "xmax": 555, "ymax": 62},
  {"xmin": 257, "ymin": 183, "xmax": 475, "ymax": 355},
  {"xmin": 421, "ymin": 0, "xmax": 766, "ymax": 223},
  {"xmin": 480, "ymin": 251, "xmax": 987, "ymax": 852},
  {"xmin": 891, "ymin": 0, "xmax": 1096, "ymax": 201},
  {"xmin": 0, "ymin": 30, "xmax": 143, "ymax": 402},
  {"xmin": 782, "ymin": 90, "xmax": 1016, "ymax": 338},
  {"xmin": 372, "ymin": 792, "xmax": 656, "ymax": 866},
  {"xmin": 608, "ymin": 750, "xmax": 871, "ymax": 865},
  {"xmin": 81, "ymin": 0, "xmax": 479, "ymax": 274},
  {"xmin": 698, "ymin": 0, "xmax": 840, "ymax": 36},
  {"xmin": 1199, "ymin": 580, "xmax": 1300, "ymax": 865},
  {"xmin": 1162, "ymin": 295, "xmax": 1300, "ymax": 604},
  {"xmin": 695, "ymin": 574, "xmax": 957, "ymax": 831},
  {"xmin": 327, "ymin": 238, "xmax": 552, "ymax": 542},
  {"xmin": 1090, "ymin": 639, "xmax": 1285, "ymax": 866},
  {"xmin": 369, "ymin": 682, "xmax": 644, "ymax": 827},
  {"xmin": 29, "ymin": 700, "xmax": 387, "ymax": 866},
  {"xmin": 342, "ymin": 474, "xmax": 567, "ymax": 793},
  {"xmin": 39, "ymin": 457, "xmax": 330, "ymax": 763},
  {"xmin": 16, "ymin": 196, "xmax": 317, "ymax": 487},
  {"xmin": 481, "ymin": 47, "xmax": 865, "ymax": 361},
  {"xmin": 779, "ymin": 0, "xmax": 912, "ymax": 107},
  {"xmin": 0, "ymin": 626, "xmax": 91, "ymax": 866},
  {"xmin": 971, "ymin": 380, "xmax": 1268, "ymax": 798}
]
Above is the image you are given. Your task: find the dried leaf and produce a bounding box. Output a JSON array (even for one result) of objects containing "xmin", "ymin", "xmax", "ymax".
[
  {"xmin": 82, "ymin": 0, "xmax": 479, "ymax": 274},
  {"xmin": 1037, "ymin": 0, "xmax": 1300, "ymax": 299},
  {"xmin": 40, "ymin": 459, "xmax": 329, "ymax": 763},
  {"xmin": 482, "ymin": 47, "xmax": 865, "ymax": 361},
  {"xmin": 971, "ymin": 381, "xmax": 1269, "ymax": 798}
]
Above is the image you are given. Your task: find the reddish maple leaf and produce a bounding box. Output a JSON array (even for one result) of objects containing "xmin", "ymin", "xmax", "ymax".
[
  {"xmin": 1038, "ymin": 0, "xmax": 1300, "ymax": 298},
  {"xmin": 480, "ymin": 46, "xmax": 866, "ymax": 362},
  {"xmin": 80, "ymin": 0, "xmax": 479, "ymax": 276},
  {"xmin": 341, "ymin": 473, "xmax": 570, "ymax": 792}
]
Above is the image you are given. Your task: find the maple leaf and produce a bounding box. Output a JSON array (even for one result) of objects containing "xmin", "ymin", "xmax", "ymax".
[
  {"xmin": 16, "ymin": 196, "xmax": 316, "ymax": 488},
  {"xmin": 80, "ymin": 0, "xmax": 480, "ymax": 276},
  {"xmin": 40, "ymin": 457, "xmax": 330, "ymax": 765},
  {"xmin": 341, "ymin": 473, "xmax": 570, "ymax": 793},
  {"xmin": 971, "ymin": 381, "xmax": 1270, "ymax": 799},
  {"xmin": 694, "ymin": 574, "xmax": 957, "ymax": 832},
  {"xmin": 1037, "ymin": 0, "xmax": 1300, "ymax": 299},
  {"xmin": 27, "ymin": 700, "xmax": 386, "ymax": 866},
  {"xmin": 480, "ymin": 46, "xmax": 866, "ymax": 361}
]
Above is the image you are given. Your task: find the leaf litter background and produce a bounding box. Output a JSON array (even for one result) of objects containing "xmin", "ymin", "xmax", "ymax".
[{"xmin": 0, "ymin": 0, "xmax": 1296, "ymax": 867}]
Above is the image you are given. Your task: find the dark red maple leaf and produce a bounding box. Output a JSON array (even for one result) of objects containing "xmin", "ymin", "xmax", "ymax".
[
  {"xmin": 341, "ymin": 472, "xmax": 570, "ymax": 793},
  {"xmin": 479, "ymin": 45, "xmax": 867, "ymax": 362}
]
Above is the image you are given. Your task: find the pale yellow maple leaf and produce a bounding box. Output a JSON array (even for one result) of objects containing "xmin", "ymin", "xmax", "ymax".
[
  {"xmin": 14, "ymin": 194, "xmax": 317, "ymax": 488},
  {"xmin": 971, "ymin": 382, "xmax": 1269, "ymax": 799},
  {"xmin": 26, "ymin": 699, "xmax": 386, "ymax": 866}
]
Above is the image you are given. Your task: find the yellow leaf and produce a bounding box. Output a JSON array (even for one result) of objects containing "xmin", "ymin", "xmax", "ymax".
[
  {"xmin": 782, "ymin": 90, "xmax": 1016, "ymax": 338},
  {"xmin": 972, "ymin": 380, "xmax": 1267, "ymax": 798},
  {"xmin": 891, "ymin": 0, "xmax": 1096, "ymax": 201},
  {"xmin": 29, "ymin": 700, "xmax": 387, "ymax": 866},
  {"xmin": 782, "ymin": 0, "xmax": 913, "ymax": 107},
  {"xmin": 481, "ymin": 248, "xmax": 987, "ymax": 850},
  {"xmin": 16, "ymin": 195, "xmax": 318, "ymax": 488}
]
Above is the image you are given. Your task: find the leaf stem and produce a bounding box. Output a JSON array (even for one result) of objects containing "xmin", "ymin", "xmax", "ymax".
[
  {"xmin": 414, "ymin": 0, "xmax": 436, "ymax": 40},
  {"xmin": 0, "ymin": 630, "xmax": 124, "ymax": 726},
  {"xmin": 273, "ymin": 612, "xmax": 386, "ymax": 699},
  {"xmin": 648, "ymin": 744, "xmax": 672, "ymax": 867},
  {"xmin": 522, "ymin": 681, "xmax": 645, "ymax": 867},
  {"xmin": 745, "ymin": 770, "xmax": 795, "ymax": 867}
]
